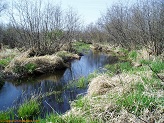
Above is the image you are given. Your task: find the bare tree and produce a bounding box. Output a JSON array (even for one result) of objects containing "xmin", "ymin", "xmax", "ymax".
[
  {"xmin": 97, "ymin": 0, "xmax": 164, "ymax": 55},
  {"xmin": 9, "ymin": 0, "xmax": 81, "ymax": 54},
  {"xmin": 0, "ymin": 0, "xmax": 7, "ymax": 14}
]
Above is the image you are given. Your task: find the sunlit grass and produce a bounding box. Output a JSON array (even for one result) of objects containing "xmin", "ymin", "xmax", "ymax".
[
  {"xmin": 117, "ymin": 91, "xmax": 157, "ymax": 116},
  {"xmin": 18, "ymin": 100, "xmax": 40, "ymax": 119},
  {"xmin": 0, "ymin": 57, "xmax": 13, "ymax": 67},
  {"xmin": 73, "ymin": 41, "xmax": 90, "ymax": 53},
  {"xmin": 0, "ymin": 109, "xmax": 14, "ymax": 120},
  {"xmin": 39, "ymin": 113, "xmax": 99, "ymax": 123}
]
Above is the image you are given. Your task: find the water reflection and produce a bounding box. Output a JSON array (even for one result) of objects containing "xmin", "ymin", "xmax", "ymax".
[{"xmin": 0, "ymin": 50, "xmax": 118, "ymax": 115}]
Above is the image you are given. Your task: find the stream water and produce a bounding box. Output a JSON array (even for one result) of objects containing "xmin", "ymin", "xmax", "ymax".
[{"xmin": 0, "ymin": 50, "xmax": 118, "ymax": 116}]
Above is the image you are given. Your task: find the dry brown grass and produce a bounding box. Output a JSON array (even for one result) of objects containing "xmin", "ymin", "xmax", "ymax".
[
  {"xmin": 5, "ymin": 49, "xmax": 67, "ymax": 75},
  {"xmin": 0, "ymin": 48, "xmax": 20, "ymax": 59},
  {"xmin": 66, "ymin": 68, "xmax": 163, "ymax": 122},
  {"xmin": 88, "ymin": 74, "xmax": 115, "ymax": 96},
  {"xmin": 88, "ymin": 73, "xmax": 142, "ymax": 97},
  {"xmin": 56, "ymin": 51, "xmax": 80, "ymax": 61},
  {"xmin": 90, "ymin": 43, "xmax": 114, "ymax": 53}
]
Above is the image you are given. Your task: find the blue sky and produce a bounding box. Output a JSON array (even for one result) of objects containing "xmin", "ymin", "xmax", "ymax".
[
  {"xmin": 2, "ymin": 0, "xmax": 136, "ymax": 25},
  {"xmin": 55, "ymin": 0, "xmax": 136, "ymax": 24}
]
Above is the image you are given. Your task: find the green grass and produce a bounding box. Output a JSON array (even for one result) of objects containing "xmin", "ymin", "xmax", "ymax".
[
  {"xmin": 66, "ymin": 77, "xmax": 87, "ymax": 89},
  {"xmin": 128, "ymin": 50, "xmax": 137, "ymax": 61},
  {"xmin": 66, "ymin": 72, "xmax": 98, "ymax": 89},
  {"xmin": 117, "ymin": 91, "xmax": 157, "ymax": 116},
  {"xmin": 18, "ymin": 100, "xmax": 40, "ymax": 119},
  {"xmin": 0, "ymin": 111, "xmax": 11, "ymax": 120},
  {"xmin": 76, "ymin": 77, "xmax": 86, "ymax": 88},
  {"xmin": 40, "ymin": 113, "xmax": 99, "ymax": 123},
  {"xmin": 0, "ymin": 57, "xmax": 13, "ymax": 67},
  {"xmin": 142, "ymin": 77, "xmax": 162, "ymax": 90},
  {"xmin": 105, "ymin": 61, "xmax": 133, "ymax": 75},
  {"xmin": 132, "ymin": 82, "xmax": 145, "ymax": 93},
  {"xmin": 0, "ymin": 109, "xmax": 14, "ymax": 120},
  {"xmin": 150, "ymin": 60, "xmax": 164, "ymax": 73},
  {"xmin": 140, "ymin": 60, "xmax": 164, "ymax": 73},
  {"xmin": 119, "ymin": 62, "xmax": 132, "ymax": 72},
  {"xmin": 140, "ymin": 59, "xmax": 151, "ymax": 65},
  {"xmin": 73, "ymin": 41, "xmax": 90, "ymax": 53},
  {"xmin": 116, "ymin": 76, "xmax": 162, "ymax": 116},
  {"xmin": 104, "ymin": 59, "xmax": 163, "ymax": 117},
  {"xmin": 13, "ymin": 63, "xmax": 37, "ymax": 75},
  {"xmin": 73, "ymin": 97, "xmax": 87, "ymax": 108}
]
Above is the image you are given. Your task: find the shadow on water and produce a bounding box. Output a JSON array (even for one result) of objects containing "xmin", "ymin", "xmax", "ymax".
[{"xmin": 0, "ymin": 50, "xmax": 118, "ymax": 117}]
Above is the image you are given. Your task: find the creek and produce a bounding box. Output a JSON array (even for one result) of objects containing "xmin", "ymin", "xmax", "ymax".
[{"xmin": 0, "ymin": 50, "xmax": 118, "ymax": 116}]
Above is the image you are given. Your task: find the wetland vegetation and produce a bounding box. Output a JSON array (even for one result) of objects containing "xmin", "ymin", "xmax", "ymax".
[{"xmin": 0, "ymin": 0, "xmax": 163, "ymax": 122}]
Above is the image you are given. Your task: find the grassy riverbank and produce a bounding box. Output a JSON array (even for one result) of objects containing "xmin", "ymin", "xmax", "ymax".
[
  {"xmin": 0, "ymin": 43, "xmax": 163, "ymax": 122},
  {"xmin": 40, "ymin": 45, "xmax": 163, "ymax": 123}
]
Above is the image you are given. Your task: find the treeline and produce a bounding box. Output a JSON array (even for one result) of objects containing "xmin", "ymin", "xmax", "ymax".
[
  {"xmin": 0, "ymin": 0, "xmax": 81, "ymax": 54},
  {"xmin": 83, "ymin": 0, "xmax": 164, "ymax": 55},
  {"xmin": 0, "ymin": 0, "xmax": 163, "ymax": 55}
]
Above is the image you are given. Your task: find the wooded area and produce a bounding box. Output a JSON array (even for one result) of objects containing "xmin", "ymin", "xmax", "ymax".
[{"xmin": 0, "ymin": 0, "xmax": 163, "ymax": 55}]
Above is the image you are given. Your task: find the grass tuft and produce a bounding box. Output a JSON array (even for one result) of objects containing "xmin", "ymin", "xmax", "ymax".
[
  {"xmin": 0, "ymin": 57, "xmax": 13, "ymax": 67},
  {"xmin": 18, "ymin": 100, "xmax": 40, "ymax": 119},
  {"xmin": 128, "ymin": 50, "xmax": 137, "ymax": 61},
  {"xmin": 40, "ymin": 113, "xmax": 99, "ymax": 123},
  {"xmin": 73, "ymin": 41, "xmax": 90, "ymax": 53},
  {"xmin": 117, "ymin": 91, "xmax": 156, "ymax": 116},
  {"xmin": 13, "ymin": 63, "xmax": 37, "ymax": 74},
  {"xmin": 0, "ymin": 109, "xmax": 14, "ymax": 120},
  {"xmin": 150, "ymin": 60, "xmax": 164, "ymax": 73}
]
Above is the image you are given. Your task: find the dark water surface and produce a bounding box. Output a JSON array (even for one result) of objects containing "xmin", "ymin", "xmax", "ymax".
[{"xmin": 0, "ymin": 50, "xmax": 118, "ymax": 115}]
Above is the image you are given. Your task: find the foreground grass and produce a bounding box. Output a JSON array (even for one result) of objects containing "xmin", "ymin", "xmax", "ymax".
[
  {"xmin": 17, "ymin": 100, "xmax": 40, "ymax": 119},
  {"xmin": 39, "ymin": 114, "xmax": 99, "ymax": 123},
  {"xmin": 0, "ymin": 109, "xmax": 15, "ymax": 121}
]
